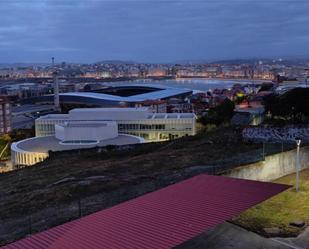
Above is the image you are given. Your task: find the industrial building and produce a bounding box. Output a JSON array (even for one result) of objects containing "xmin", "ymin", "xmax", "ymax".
[{"xmin": 11, "ymin": 108, "xmax": 196, "ymax": 167}]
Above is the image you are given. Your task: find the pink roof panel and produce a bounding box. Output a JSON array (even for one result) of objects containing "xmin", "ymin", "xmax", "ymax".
[{"xmin": 2, "ymin": 175, "xmax": 289, "ymax": 249}]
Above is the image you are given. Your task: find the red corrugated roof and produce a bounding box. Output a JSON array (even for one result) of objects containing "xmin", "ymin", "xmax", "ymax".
[{"xmin": 2, "ymin": 175, "xmax": 289, "ymax": 249}]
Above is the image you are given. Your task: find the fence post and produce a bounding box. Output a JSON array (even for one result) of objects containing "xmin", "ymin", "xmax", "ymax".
[
  {"xmin": 78, "ymin": 198, "xmax": 82, "ymax": 218},
  {"xmin": 28, "ymin": 216, "xmax": 32, "ymax": 235}
]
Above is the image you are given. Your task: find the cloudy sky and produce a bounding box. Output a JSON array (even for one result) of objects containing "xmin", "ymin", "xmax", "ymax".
[{"xmin": 1, "ymin": 0, "xmax": 309, "ymax": 63}]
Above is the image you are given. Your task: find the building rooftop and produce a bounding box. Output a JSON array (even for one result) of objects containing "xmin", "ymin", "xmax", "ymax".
[
  {"xmin": 59, "ymin": 87, "xmax": 191, "ymax": 102},
  {"xmin": 37, "ymin": 108, "xmax": 196, "ymax": 121},
  {"xmin": 58, "ymin": 84, "xmax": 192, "ymax": 101},
  {"xmin": 70, "ymin": 107, "xmax": 149, "ymax": 113},
  {"xmin": 31, "ymin": 84, "xmax": 192, "ymax": 106},
  {"xmin": 37, "ymin": 114, "xmax": 70, "ymax": 120}
]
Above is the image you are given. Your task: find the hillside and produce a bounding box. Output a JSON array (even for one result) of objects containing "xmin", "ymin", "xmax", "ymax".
[{"xmin": 0, "ymin": 128, "xmax": 263, "ymax": 245}]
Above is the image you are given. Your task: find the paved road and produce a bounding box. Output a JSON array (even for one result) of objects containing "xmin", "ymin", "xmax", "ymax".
[
  {"xmin": 278, "ymin": 227, "xmax": 309, "ymax": 249},
  {"xmin": 177, "ymin": 222, "xmax": 308, "ymax": 249},
  {"xmin": 12, "ymin": 116, "xmax": 34, "ymax": 129}
]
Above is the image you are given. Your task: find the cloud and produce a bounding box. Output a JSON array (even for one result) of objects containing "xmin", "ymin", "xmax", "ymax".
[{"xmin": 1, "ymin": 0, "xmax": 309, "ymax": 62}]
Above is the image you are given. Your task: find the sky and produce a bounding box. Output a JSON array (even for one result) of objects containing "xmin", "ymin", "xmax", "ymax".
[{"xmin": 1, "ymin": 0, "xmax": 309, "ymax": 63}]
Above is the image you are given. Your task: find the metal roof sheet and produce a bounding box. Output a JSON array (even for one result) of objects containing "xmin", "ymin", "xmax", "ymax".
[{"xmin": 2, "ymin": 175, "xmax": 289, "ymax": 249}]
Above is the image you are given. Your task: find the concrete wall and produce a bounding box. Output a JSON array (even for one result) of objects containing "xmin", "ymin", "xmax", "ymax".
[
  {"xmin": 11, "ymin": 139, "xmax": 48, "ymax": 167},
  {"xmin": 224, "ymin": 146, "xmax": 309, "ymax": 181},
  {"xmin": 69, "ymin": 108, "xmax": 149, "ymax": 121},
  {"xmin": 55, "ymin": 122, "xmax": 118, "ymax": 142}
]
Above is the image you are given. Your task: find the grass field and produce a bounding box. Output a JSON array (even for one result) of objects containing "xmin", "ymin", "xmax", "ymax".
[{"xmin": 233, "ymin": 168, "xmax": 309, "ymax": 237}]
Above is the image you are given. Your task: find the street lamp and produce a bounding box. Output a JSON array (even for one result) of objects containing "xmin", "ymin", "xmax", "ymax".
[{"xmin": 295, "ymin": 138, "xmax": 302, "ymax": 192}]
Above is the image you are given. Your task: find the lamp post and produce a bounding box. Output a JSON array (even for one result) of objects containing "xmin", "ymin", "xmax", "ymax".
[{"xmin": 295, "ymin": 138, "xmax": 301, "ymax": 192}]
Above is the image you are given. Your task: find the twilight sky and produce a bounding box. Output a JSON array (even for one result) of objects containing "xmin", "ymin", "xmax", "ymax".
[{"xmin": 1, "ymin": 0, "xmax": 309, "ymax": 63}]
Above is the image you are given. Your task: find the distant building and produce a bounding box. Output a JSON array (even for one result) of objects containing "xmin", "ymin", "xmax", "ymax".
[
  {"xmin": 135, "ymin": 100, "xmax": 167, "ymax": 113},
  {"xmin": 232, "ymin": 106, "xmax": 265, "ymax": 126},
  {"xmin": 167, "ymin": 98, "xmax": 193, "ymax": 113},
  {"xmin": 0, "ymin": 96, "xmax": 12, "ymax": 134}
]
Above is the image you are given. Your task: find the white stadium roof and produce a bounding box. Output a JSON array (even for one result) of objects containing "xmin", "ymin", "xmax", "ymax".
[{"xmin": 60, "ymin": 85, "xmax": 192, "ymax": 103}]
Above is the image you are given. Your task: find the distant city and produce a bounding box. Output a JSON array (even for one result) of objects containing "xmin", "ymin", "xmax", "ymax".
[{"xmin": 1, "ymin": 58, "xmax": 309, "ymax": 81}]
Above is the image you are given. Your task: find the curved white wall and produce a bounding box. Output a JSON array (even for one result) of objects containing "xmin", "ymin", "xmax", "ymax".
[{"xmin": 11, "ymin": 139, "xmax": 49, "ymax": 167}]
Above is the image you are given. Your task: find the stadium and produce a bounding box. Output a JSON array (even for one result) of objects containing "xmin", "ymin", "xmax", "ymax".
[{"xmin": 28, "ymin": 84, "xmax": 193, "ymax": 107}]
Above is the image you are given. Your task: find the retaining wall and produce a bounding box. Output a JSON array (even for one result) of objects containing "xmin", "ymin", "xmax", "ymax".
[{"xmin": 224, "ymin": 146, "xmax": 309, "ymax": 181}]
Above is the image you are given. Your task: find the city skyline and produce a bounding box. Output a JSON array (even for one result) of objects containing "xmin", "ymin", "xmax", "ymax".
[{"xmin": 1, "ymin": 0, "xmax": 309, "ymax": 63}]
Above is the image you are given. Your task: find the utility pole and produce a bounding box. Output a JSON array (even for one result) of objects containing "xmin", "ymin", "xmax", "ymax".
[{"xmin": 295, "ymin": 138, "xmax": 301, "ymax": 192}]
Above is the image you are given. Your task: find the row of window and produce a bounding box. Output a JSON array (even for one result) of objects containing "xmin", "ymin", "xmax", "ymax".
[
  {"xmin": 118, "ymin": 124, "xmax": 166, "ymax": 130},
  {"xmin": 127, "ymin": 132, "xmax": 189, "ymax": 141},
  {"xmin": 37, "ymin": 122, "xmax": 193, "ymax": 133},
  {"xmin": 61, "ymin": 140, "xmax": 98, "ymax": 144},
  {"xmin": 37, "ymin": 124, "xmax": 55, "ymax": 131}
]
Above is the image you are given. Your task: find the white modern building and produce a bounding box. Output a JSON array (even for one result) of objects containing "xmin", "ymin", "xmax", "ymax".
[
  {"xmin": 35, "ymin": 108, "xmax": 197, "ymax": 141},
  {"xmin": 11, "ymin": 108, "xmax": 196, "ymax": 167}
]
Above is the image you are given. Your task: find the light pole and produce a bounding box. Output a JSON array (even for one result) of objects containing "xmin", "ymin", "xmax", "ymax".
[{"xmin": 295, "ymin": 138, "xmax": 301, "ymax": 192}]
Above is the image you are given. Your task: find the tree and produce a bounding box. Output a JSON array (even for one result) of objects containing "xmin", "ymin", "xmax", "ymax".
[
  {"xmin": 198, "ymin": 98, "xmax": 235, "ymax": 126},
  {"xmin": 0, "ymin": 134, "xmax": 11, "ymax": 160},
  {"xmin": 264, "ymin": 88, "xmax": 309, "ymax": 124}
]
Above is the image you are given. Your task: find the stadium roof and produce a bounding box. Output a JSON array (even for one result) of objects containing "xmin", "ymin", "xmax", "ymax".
[
  {"xmin": 2, "ymin": 175, "xmax": 289, "ymax": 249},
  {"xmin": 60, "ymin": 86, "xmax": 192, "ymax": 102},
  {"xmin": 30, "ymin": 84, "xmax": 193, "ymax": 106}
]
